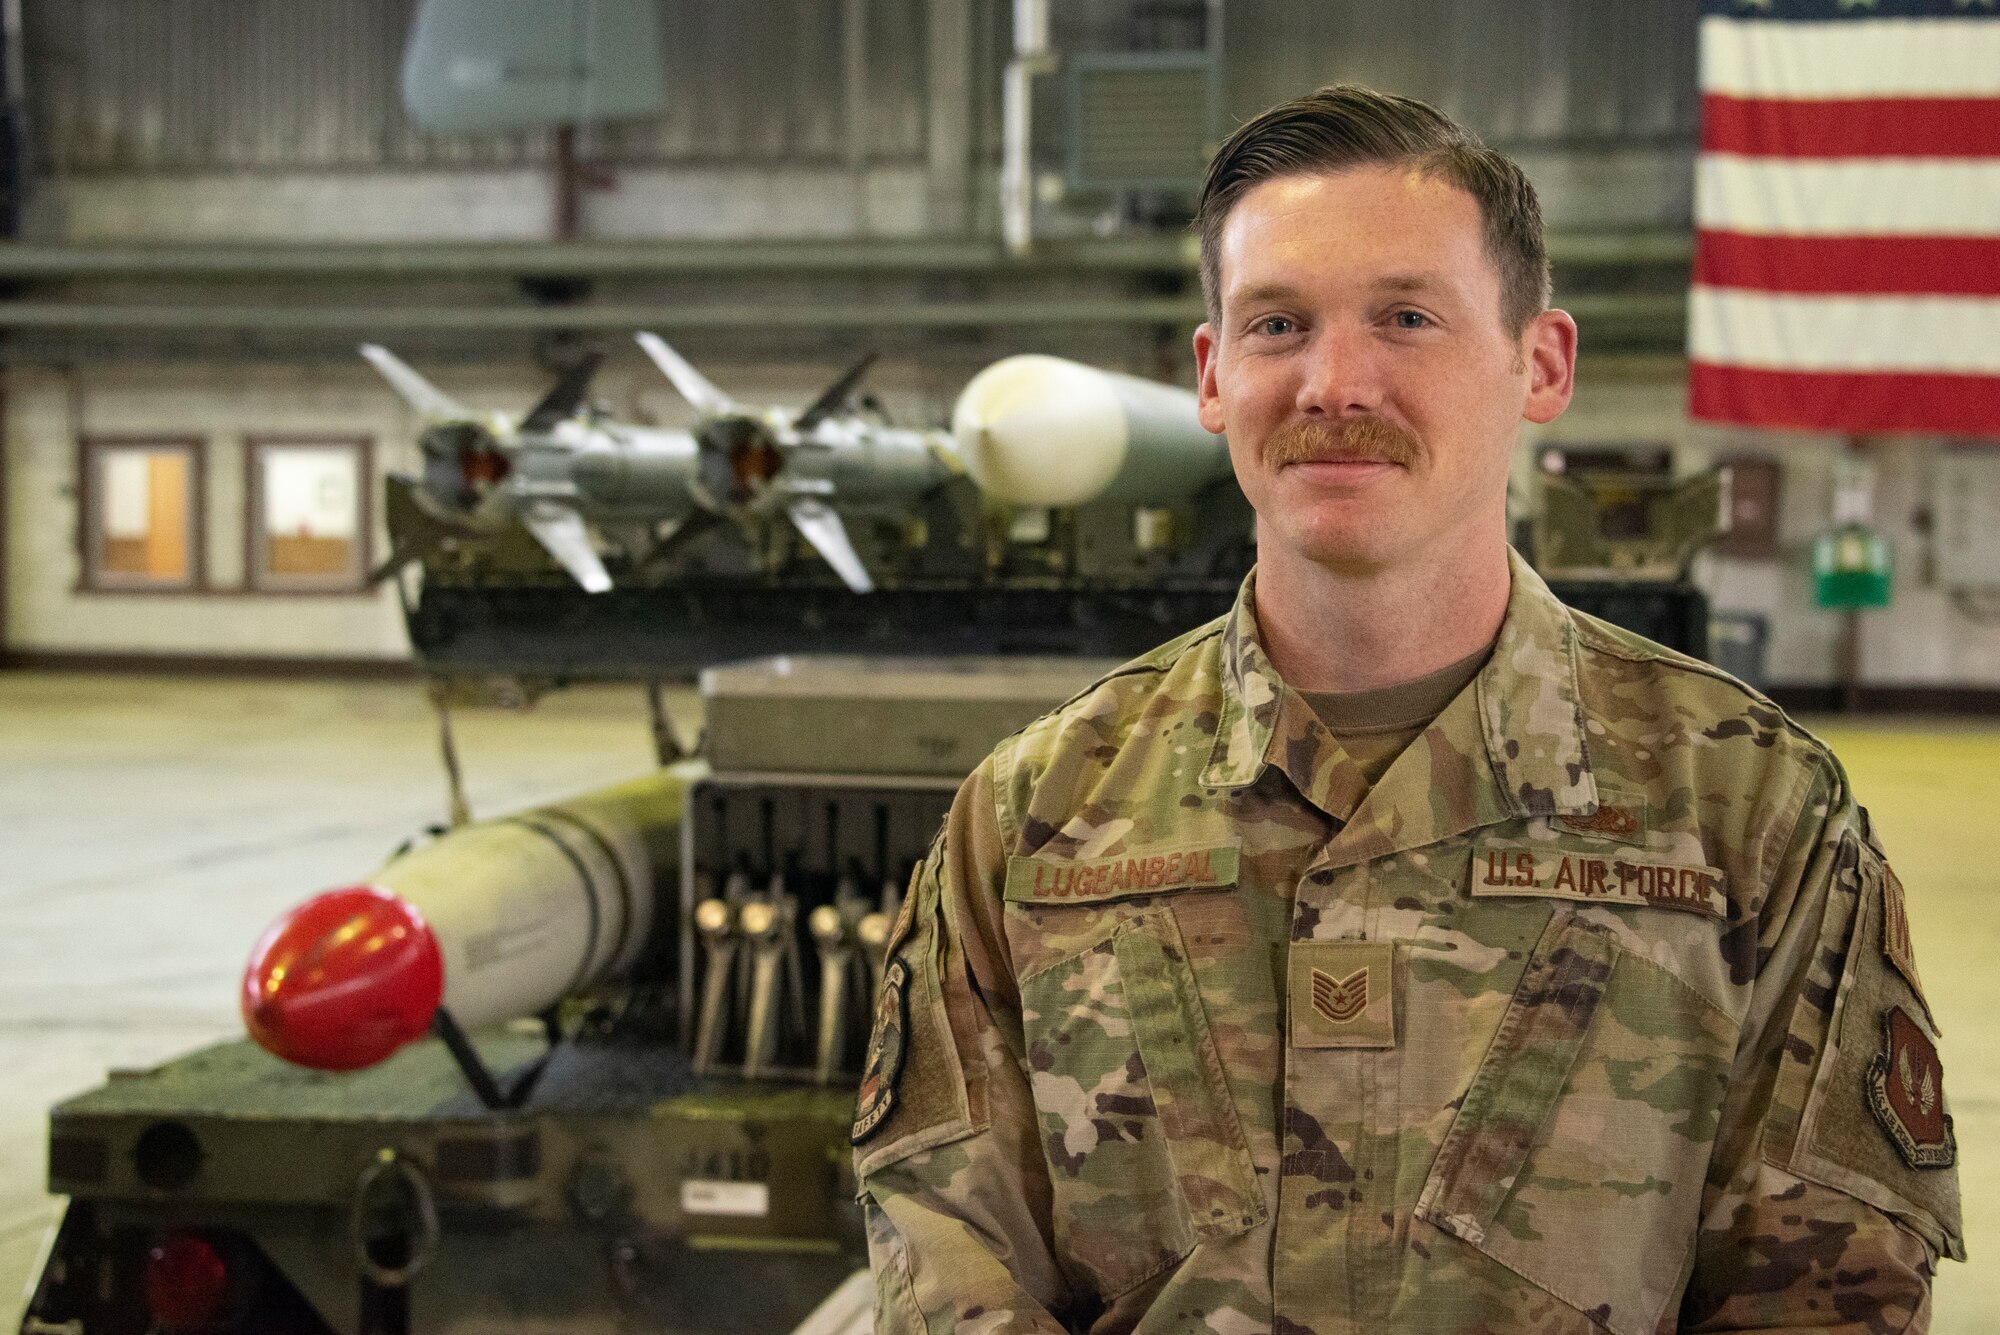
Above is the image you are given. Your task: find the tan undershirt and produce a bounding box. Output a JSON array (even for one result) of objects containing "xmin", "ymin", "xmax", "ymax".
[{"xmin": 1296, "ymin": 643, "xmax": 1495, "ymax": 789}]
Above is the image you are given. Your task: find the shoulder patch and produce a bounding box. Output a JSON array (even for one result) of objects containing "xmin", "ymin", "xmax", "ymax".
[
  {"xmin": 1878, "ymin": 863, "xmax": 1934, "ymax": 1030},
  {"xmin": 851, "ymin": 958, "xmax": 910, "ymax": 1145},
  {"xmin": 1782, "ymin": 835, "xmax": 1964, "ymax": 1259},
  {"xmin": 1867, "ymin": 1005, "xmax": 1955, "ymax": 1171}
]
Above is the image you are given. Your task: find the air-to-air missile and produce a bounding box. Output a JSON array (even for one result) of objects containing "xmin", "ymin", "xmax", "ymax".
[
  {"xmin": 235, "ymin": 656, "xmax": 1116, "ymax": 1096},
  {"xmin": 234, "ymin": 657, "xmax": 1108, "ymax": 1092},
  {"xmin": 240, "ymin": 772, "xmax": 693, "ymax": 1077},
  {"xmin": 367, "ymin": 334, "xmax": 961, "ymax": 594},
  {"xmin": 23, "ymin": 658, "xmax": 1106, "ymax": 1335},
  {"xmin": 949, "ymin": 352, "xmax": 1234, "ymax": 508},
  {"xmin": 367, "ymin": 340, "xmax": 1234, "ymax": 599}
]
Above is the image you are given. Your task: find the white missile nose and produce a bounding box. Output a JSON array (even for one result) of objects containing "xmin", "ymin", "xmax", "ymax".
[{"xmin": 952, "ymin": 355, "xmax": 1128, "ymax": 507}]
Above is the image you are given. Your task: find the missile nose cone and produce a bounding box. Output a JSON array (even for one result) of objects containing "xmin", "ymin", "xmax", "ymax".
[
  {"xmin": 951, "ymin": 354, "xmax": 1130, "ymax": 507},
  {"xmin": 241, "ymin": 885, "xmax": 444, "ymax": 1071}
]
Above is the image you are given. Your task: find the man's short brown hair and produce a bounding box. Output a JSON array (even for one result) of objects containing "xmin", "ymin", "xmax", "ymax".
[{"xmin": 1196, "ymin": 84, "xmax": 1551, "ymax": 335}]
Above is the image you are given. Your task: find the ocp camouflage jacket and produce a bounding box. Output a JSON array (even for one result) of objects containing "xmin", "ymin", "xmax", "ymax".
[{"xmin": 853, "ymin": 554, "xmax": 1963, "ymax": 1335}]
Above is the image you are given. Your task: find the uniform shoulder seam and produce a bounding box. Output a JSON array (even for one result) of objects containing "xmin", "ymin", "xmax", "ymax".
[
  {"xmin": 1038, "ymin": 615, "xmax": 1227, "ymax": 722},
  {"xmin": 986, "ymin": 615, "xmax": 1225, "ymax": 854},
  {"xmin": 1568, "ymin": 607, "xmax": 1831, "ymax": 756}
]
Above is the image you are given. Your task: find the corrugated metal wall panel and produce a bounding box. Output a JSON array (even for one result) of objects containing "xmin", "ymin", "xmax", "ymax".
[
  {"xmin": 863, "ymin": 0, "xmax": 930, "ymax": 161},
  {"xmin": 583, "ymin": 0, "xmax": 932, "ymax": 163},
  {"xmin": 1222, "ymin": 0, "xmax": 1696, "ymax": 147},
  {"xmin": 28, "ymin": 0, "xmax": 545, "ymax": 170},
  {"xmin": 22, "ymin": 0, "xmax": 1693, "ymax": 239},
  {"xmin": 597, "ymin": 0, "xmax": 849, "ymax": 162},
  {"xmin": 27, "ymin": 0, "xmax": 935, "ymax": 173}
]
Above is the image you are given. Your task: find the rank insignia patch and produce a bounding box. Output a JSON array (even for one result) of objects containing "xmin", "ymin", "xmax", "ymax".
[
  {"xmin": 851, "ymin": 958, "xmax": 909, "ymax": 1145},
  {"xmin": 1288, "ymin": 941, "xmax": 1395, "ymax": 1049},
  {"xmin": 1310, "ymin": 966, "xmax": 1367, "ymax": 1025},
  {"xmin": 1867, "ymin": 1005, "xmax": 1956, "ymax": 1170}
]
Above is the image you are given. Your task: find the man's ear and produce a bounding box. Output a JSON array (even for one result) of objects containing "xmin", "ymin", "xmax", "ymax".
[
  {"xmin": 1193, "ymin": 322, "xmax": 1227, "ymax": 435},
  {"xmin": 1522, "ymin": 308, "xmax": 1578, "ymax": 426}
]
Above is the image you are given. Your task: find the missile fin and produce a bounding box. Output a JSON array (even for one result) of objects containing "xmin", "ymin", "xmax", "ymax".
[
  {"xmin": 787, "ymin": 499, "xmax": 874, "ymax": 593},
  {"xmin": 793, "ymin": 350, "xmax": 880, "ymax": 435},
  {"xmin": 520, "ymin": 351, "xmax": 606, "ymax": 433},
  {"xmin": 361, "ymin": 344, "xmax": 472, "ymax": 422},
  {"xmin": 523, "ymin": 503, "xmax": 615, "ymax": 593},
  {"xmin": 635, "ymin": 332, "xmax": 738, "ymax": 416}
]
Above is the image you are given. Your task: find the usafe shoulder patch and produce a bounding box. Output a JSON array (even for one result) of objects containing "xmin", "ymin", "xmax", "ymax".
[
  {"xmin": 1868, "ymin": 1005, "xmax": 1956, "ymax": 1170},
  {"xmin": 1470, "ymin": 840, "xmax": 1726, "ymax": 919},
  {"xmin": 851, "ymin": 958, "xmax": 910, "ymax": 1145},
  {"xmin": 1003, "ymin": 844, "xmax": 1239, "ymax": 905}
]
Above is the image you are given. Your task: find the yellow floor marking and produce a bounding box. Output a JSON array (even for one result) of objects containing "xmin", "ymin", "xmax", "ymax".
[{"xmin": 1810, "ymin": 720, "xmax": 2000, "ymax": 1331}]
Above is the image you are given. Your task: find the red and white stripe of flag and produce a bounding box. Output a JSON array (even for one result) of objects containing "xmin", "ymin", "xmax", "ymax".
[{"xmin": 1689, "ymin": 7, "xmax": 2000, "ymax": 436}]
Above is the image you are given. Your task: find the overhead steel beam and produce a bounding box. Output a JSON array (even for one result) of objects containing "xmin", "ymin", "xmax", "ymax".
[
  {"xmin": 0, "ymin": 293, "xmax": 1686, "ymax": 334},
  {"xmin": 0, "ymin": 238, "xmax": 1172, "ymax": 280},
  {"xmin": 0, "ymin": 231, "xmax": 1691, "ymax": 282},
  {"xmin": 0, "ymin": 297, "xmax": 1206, "ymax": 331}
]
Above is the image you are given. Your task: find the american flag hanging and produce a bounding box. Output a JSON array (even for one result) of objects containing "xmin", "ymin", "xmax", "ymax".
[{"xmin": 1688, "ymin": 0, "xmax": 2000, "ymax": 437}]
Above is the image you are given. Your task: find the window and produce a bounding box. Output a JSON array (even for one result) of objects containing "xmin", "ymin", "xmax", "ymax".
[
  {"xmin": 81, "ymin": 438, "xmax": 203, "ymax": 590},
  {"xmin": 247, "ymin": 438, "xmax": 370, "ymax": 592}
]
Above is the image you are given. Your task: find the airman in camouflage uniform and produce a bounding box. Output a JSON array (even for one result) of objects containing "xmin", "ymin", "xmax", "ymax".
[{"xmin": 853, "ymin": 85, "xmax": 1962, "ymax": 1333}]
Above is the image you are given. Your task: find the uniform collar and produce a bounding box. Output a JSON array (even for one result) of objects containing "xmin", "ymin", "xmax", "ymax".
[{"xmin": 1202, "ymin": 551, "xmax": 1599, "ymax": 851}]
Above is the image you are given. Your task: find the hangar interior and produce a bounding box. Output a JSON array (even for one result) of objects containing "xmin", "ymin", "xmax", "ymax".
[
  {"xmin": 1, "ymin": 2, "xmax": 1996, "ymax": 1333},
  {"xmin": 4, "ymin": 0, "xmax": 1995, "ymax": 692}
]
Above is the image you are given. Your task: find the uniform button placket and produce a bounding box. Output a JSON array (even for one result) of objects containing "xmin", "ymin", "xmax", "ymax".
[{"xmin": 1274, "ymin": 853, "xmax": 1366, "ymax": 1330}]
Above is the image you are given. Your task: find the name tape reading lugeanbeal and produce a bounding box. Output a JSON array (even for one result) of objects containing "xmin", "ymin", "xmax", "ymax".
[
  {"xmin": 1470, "ymin": 841, "xmax": 1727, "ymax": 919},
  {"xmin": 1004, "ymin": 844, "xmax": 1239, "ymax": 904}
]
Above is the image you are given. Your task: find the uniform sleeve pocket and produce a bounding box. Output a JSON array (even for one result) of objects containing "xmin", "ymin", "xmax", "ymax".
[{"xmin": 861, "ymin": 1194, "xmax": 931, "ymax": 1334}]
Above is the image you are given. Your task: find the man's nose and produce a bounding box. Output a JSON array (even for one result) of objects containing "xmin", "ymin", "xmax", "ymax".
[{"xmin": 1294, "ymin": 328, "xmax": 1386, "ymax": 417}]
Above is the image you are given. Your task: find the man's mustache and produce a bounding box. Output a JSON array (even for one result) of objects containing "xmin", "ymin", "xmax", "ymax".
[{"xmin": 1261, "ymin": 416, "xmax": 1422, "ymax": 469}]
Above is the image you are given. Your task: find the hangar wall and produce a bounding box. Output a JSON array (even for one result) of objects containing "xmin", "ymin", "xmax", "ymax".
[
  {"xmin": 5, "ymin": 0, "xmax": 1996, "ymax": 695},
  {"xmin": 11, "ymin": 353, "xmax": 2000, "ymax": 690},
  {"xmin": 1527, "ymin": 377, "xmax": 2000, "ymax": 692},
  {"xmin": 1, "ymin": 357, "xmax": 970, "ymax": 664},
  {"xmin": 4, "ymin": 366, "xmax": 414, "ymax": 661},
  {"xmin": 24, "ymin": 0, "xmax": 966, "ymax": 243},
  {"xmin": 23, "ymin": 0, "xmax": 1691, "ymax": 245}
]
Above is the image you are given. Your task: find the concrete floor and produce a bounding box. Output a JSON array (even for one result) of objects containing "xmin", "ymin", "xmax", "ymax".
[{"xmin": 0, "ymin": 674, "xmax": 1994, "ymax": 1331}]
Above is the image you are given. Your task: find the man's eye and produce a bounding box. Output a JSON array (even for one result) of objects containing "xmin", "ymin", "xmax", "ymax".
[
  {"xmin": 1392, "ymin": 310, "xmax": 1430, "ymax": 330},
  {"xmin": 1255, "ymin": 316, "xmax": 1296, "ymax": 336}
]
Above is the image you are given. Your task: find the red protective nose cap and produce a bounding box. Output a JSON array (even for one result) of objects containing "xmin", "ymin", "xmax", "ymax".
[
  {"xmin": 242, "ymin": 885, "xmax": 444, "ymax": 1071},
  {"xmin": 144, "ymin": 1232, "xmax": 230, "ymax": 1328}
]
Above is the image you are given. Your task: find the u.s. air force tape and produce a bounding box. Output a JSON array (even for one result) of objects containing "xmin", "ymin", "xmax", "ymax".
[{"xmin": 1470, "ymin": 840, "xmax": 1726, "ymax": 919}]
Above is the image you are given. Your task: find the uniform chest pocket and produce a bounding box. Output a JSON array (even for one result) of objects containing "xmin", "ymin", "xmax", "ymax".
[
  {"xmin": 1019, "ymin": 907, "xmax": 1265, "ymax": 1300},
  {"xmin": 1415, "ymin": 911, "xmax": 1739, "ymax": 1335}
]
